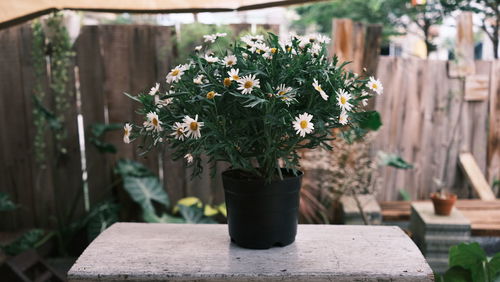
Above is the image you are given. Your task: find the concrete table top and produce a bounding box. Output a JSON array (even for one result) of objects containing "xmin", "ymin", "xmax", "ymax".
[{"xmin": 68, "ymin": 223, "xmax": 433, "ymax": 281}]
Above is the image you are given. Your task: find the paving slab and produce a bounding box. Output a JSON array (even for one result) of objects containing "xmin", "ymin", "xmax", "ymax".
[{"xmin": 68, "ymin": 223, "xmax": 433, "ymax": 282}]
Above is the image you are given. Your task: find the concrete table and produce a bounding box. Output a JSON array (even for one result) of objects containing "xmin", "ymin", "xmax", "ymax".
[{"xmin": 68, "ymin": 223, "xmax": 433, "ymax": 281}]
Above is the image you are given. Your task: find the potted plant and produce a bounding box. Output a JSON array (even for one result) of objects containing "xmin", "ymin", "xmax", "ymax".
[
  {"xmin": 430, "ymin": 189, "xmax": 457, "ymax": 216},
  {"xmin": 124, "ymin": 32, "xmax": 383, "ymax": 249}
]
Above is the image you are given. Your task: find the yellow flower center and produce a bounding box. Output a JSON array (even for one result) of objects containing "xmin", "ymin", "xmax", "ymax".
[
  {"xmin": 190, "ymin": 122, "xmax": 198, "ymax": 131},
  {"xmin": 207, "ymin": 91, "xmax": 216, "ymax": 99},
  {"xmin": 372, "ymin": 84, "xmax": 378, "ymax": 89},
  {"xmin": 341, "ymin": 96, "xmax": 347, "ymax": 105},
  {"xmin": 227, "ymin": 60, "xmax": 234, "ymax": 65},
  {"xmin": 287, "ymin": 47, "xmax": 292, "ymax": 52},
  {"xmin": 152, "ymin": 118, "xmax": 159, "ymax": 126},
  {"xmin": 172, "ymin": 69, "xmax": 180, "ymax": 76},
  {"xmin": 124, "ymin": 129, "xmax": 129, "ymax": 135},
  {"xmin": 271, "ymin": 48, "xmax": 277, "ymax": 54},
  {"xmin": 300, "ymin": 120, "xmax": 308, "ymax": 129},
  {"xmin": 232, "ymin": 75, "xmax": 240, "ymax": 80},
  {"xmin": 176, "ymin": 128, "xmax": 184, "ymax": 135},
  {"xmin": 223, "ymin": 78, "xmax": 231, "ymax": 87},
  {"xmin": 278, "ymin": 91, "xmax": 286, "ymax": 96},
  {"xmin": 256, "ymin": 49, "xmax": 262, "ymax": 54},
  {"xmin": 244, "ymin": 81, "xmax": 253, "ymax": 89},
  {"xmin": 316, "ymin": 86, "xmax": 322, "ymax": 91}
]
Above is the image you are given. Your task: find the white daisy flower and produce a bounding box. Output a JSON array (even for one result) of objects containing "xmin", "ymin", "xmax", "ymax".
[
  {"xmin": 203, "ymin": 34, "xmax": 217, "ymax": 43},
  {"xmin": 194, "ymin": 45, "xmax": 202, "ymax": 51},
  {"xmin": 166, "ymin": 65, "xmax": 185, "ymax": 84},
  {"xmin": 206, "ymin": 91, "xmax": 221, "ymax": 99},
  {"xmin": 227, "ymin": 69, "xmax": 240, "ymax": 81},
  {"xmin": 143, "ymin": 112, "xmax": 163, "ymax": 132},
  {"xmin": 216, "ymin": 32, "xmax": 227, "ymax": 38},
  {"xmin": 241, "ymin": 34, "xmax": 264, "ymax": 45},
  {"xmin": 223, "ymin": 55, "xmax": 237, "ymax": 67},
  {"xmin": 293, "ymin": 113, "xmax": 314, "ymax": 137},
  {"xmin": 205, "ymin": 54, "xmax": 219, "ymax": 63},
  {"xmin": 148, "ymin": 82, "xmax": 160, "ymax": 95},
  {"xmin": 254, "ymin": 42, "xmax": 269, "ymax": 54},
  {"xmin": 193, "ymin": 74, "xmax": 204, "ymax": 85},
  {"xmin": 362, "ymin": 99, "xmax": 368, "ymax": 107},
  {"xmin": 309, "ymin": 43, "xmax": 322, "ymax": 57},
  {"xmin": 237, "ymin": 74, "xmax": 260, "ymax": 95},
  {"xmin": 317, "ymin": 34, "xmax": 331, "ymax": 44},
  {"xmin": 339, "ymin": 110, "xmax": 349, "ymax": 125},
  {"xmin": 336, "ymin": 89, "xmax": 353, "ymax": 112},
  {"xmin": 242, "ymin": 53, "xmax": 249, "ymax": 59},
  {"xmin": 367, "ymin": 76, "xmax": 383, "ymax": 95},
  {"xmin": 171, "ymin": 122, "xmax": 186, "ymax": 141},
  {"xmin": 123, "ymin": 123, "xmax": 132, "ymax": 144},
  {"xmin": 312, "ymin": 79, "xmax": 329, "ymax": 101},
  {"xmin": 184, "ymin": 153, "xmax": 194, "ymax": 164},
  {"xmin": 154, "ymin": 96, "xmax": 173, "ymax": 108},
  {"xmin": 276, "ymin": 84, "xmax": 293, "ymax": 96},
  {"xmin": 183, "ymin": 115, "xmax": 204, "ymax": 139}
]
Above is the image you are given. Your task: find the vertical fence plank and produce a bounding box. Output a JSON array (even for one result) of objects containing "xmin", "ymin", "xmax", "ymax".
[
  {"xmin": 0, "ymin": 25, "xmax": 36, "ymax": 230},
  {"xmin": 76, "ymin": 26, "xmax": 111, "ymax": 207},
  {"xmin": 488, "ymin": 61, "xmax": 500, "ymax": 189}
]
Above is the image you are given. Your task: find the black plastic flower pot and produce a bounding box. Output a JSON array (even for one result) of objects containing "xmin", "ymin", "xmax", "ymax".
[{"xmin": 222, "ymin": 169, "xmax": 303, "ymax": 249}]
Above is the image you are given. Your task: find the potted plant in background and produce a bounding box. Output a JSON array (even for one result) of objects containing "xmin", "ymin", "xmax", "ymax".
[
  {"xmin": 430, "ymin": 179, "xmax": 457, "ymax": 216},
  {"xmin": 124, "ymin": 32, "xmax": 383, "ymax": 249}
]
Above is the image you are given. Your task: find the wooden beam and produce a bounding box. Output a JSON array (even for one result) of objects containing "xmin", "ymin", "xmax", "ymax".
[{"xmin": 459, "ymin": 152, "xmax": 496, "ymax": 200}]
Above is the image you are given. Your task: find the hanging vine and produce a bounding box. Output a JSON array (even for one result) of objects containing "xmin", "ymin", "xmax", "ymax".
[{"xmin": 32, "ymin": 12, "xmax": 74, "ymax": 164}]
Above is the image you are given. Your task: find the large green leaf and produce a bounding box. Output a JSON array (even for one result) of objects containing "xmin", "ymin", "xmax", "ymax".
[
  {"xmin": 123, "ymin": 176, "xmax": 170, "ymax": 212},
  {"xmin": 115, "ymin": 159, "xmax": 155, "ymax": 178},
  {"xmin": 489, "ymin": 253, "xmax": 500, "ymax": 280},
  {"xmin": 0, "ymin": 192, "xmax": 17, "ymax": 212},
  {"xmin": 377, "ymin": 151, "xmax": 413, "ymax": 169},
  {"xmin": 449, "ymin": 243, "xmax": 489, "ymax": 282},
  {"xmin": 143, "ymin": 209, "xmax": 185, "ymax": 223},
  {"xmin": 178, "ymin": 204, "xmax": 217, "ymax": 224},
  {"xmin": 443, "ymin": 266, "xmax": 471, "ymax": 282},
  {"xmin": 86, "ymin": 201, "xmax": 120, "ymax": 241},
  {"xmin": 358, "ymin": 111, "xmax": 382, "ymax": 131},
  {"xmin": 1, "ymin": 229, "xmax": 45, "ymax": 256}
]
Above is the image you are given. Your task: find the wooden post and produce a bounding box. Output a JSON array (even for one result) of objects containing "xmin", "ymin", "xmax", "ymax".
[
  {"xmin": 449, "ymin": 12, "xmax": 475, "ymax": 77},
  {"xmin": 488, "ymin": 60, "xmax": 500, "ymax": 188}
]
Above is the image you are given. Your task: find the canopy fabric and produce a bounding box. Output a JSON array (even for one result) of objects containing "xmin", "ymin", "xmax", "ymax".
[{"xmin": 0, "ymin": 0, "xmax": 325, "ymax": 29}]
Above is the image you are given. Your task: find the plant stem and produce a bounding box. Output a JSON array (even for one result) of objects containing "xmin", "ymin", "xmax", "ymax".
[{"xmin": 276, "ymin": 159, "xmax": 283, "ymax": 181}]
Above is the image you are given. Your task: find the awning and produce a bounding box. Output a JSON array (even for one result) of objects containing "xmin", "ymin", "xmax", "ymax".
[{"xmin": 0, "ymin": 0, "xmax": 327, "ymax": 29}]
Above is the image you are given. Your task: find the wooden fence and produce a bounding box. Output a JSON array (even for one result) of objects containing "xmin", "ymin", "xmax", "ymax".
[
  {"xmin": 373, "ymin": 57, "xmax": 500, "ymax": 201},
  {"xmin": 1, "ymin": 23, "xmax": 499, "ymax": 231}
]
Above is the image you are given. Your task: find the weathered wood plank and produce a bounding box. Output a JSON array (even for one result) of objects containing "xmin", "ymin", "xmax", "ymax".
[
  {"xmin": 75, "ymin": 25, "xmax": 111, "ymax": 207},
  {"xmin": 449, "ymin": 12, "xmax": 475, "ymax": 77},
  {"xmin": 0, "ymin": 25, "xmax": 36, "ymax": 230},
  {"xmin": 488, "ymin": 60, "xmax": 500, "ymax": 190},
  {"xmin": 458, "ymin": 152, "xmax": 496, "ymax": 200}
]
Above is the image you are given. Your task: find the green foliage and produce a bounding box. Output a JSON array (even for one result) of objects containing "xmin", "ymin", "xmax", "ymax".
[
  {"xmin": 377, "ymin": 151, "xmax": 414, "ymax": 169},
  {"xmin": 88, "ymin": 123, "xmax": 123, "ymax": 153},
  {"xmin": 0, "ymin": 229, "xmax": 45, "ymax": 256},
  {"xmin": 128, "ymin": 33, "xmax": 380, "ymax": 181},
  {"xmin": 0, "ymin": 192, "xmax": 17, "ymax": 212},
  {"xmin": 293, "ymin": 0, "xmax": 404, "ymax": 43},
  {"xmin": 437, "ymin": 242, "xmax": 500, "ymax": 282},
  {"xmin": 84, "ymin": 201, "xmax": 120, "ymax": 241},
  {"xmin": 399, "ymin": 189, "xmax": 412, "ymax": 201},
  {"xmin": 115, "ymin": 159, "xmax": 222, "ymax": 224},
  {"xmin": 358, "ymin": 111, "xmax": 382, "ymax": 131},
  {"xmin": 445, "ymin": 242, "xmax": 500, "ymax": 282}
]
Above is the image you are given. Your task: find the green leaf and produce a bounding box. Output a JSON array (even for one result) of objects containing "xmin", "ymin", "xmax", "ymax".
[
  {"xmin": 0, "ymin": 192, "xmax": 17, "ymax": 212},
  {"xmin": 358, "ymin": 111, "xmax": 382, "ymax": 131},
  {"xmin": 449, "ymin": 242, "xmax": 489, "ymax": 282},
  {"xmin": 90, "ymin": 123, "xmax": 123, "ymax": 138},
  {"xmin": 85, "ymin": 201, "xmax": 119, "ymax": 241},
  {"xmin": 123, "ymin": 176, "xmax": 170, "ymax": 212},
  {"xmin": 89, "ymin": 137, "xmax": 117, "ymax": 154},
  {"xmin": 1, "ymin": 229, "xmax": 45, "ymax": 256},
  {"xmin": 115, "ymin": 159, "xmax": 155, "ymax": 178},
  {"xmin": 443, "ymin": 266, "xmax": 472, "ymax": 282},
  {"xmin": 399, "ymin": 189, "xmax": 412, "ymax": 201},
  {"xmin": 377, "ymin": 151, "xmax": 413, "ymax": 169},
  {"xmin": 489, "ymin": 253, "xmax": 500, "ymax": 280},
  {"xmin": 178, "ymin": 204, "xmax": 217, "ymax": 224},
  {"xmin": 143, "ymin": 209, "xmax": 185, "ymax": 223}
]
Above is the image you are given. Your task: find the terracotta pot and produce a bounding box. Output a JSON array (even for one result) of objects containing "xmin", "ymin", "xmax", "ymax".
[{"xmin": 430, "ymin": 192, "xmax": 457, "ymax": 216}]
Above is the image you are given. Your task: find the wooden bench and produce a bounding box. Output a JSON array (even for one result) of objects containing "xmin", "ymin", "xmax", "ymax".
[{"xmin": 381, "ymin": 200, "xmax": 500, "ymax": 236}]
